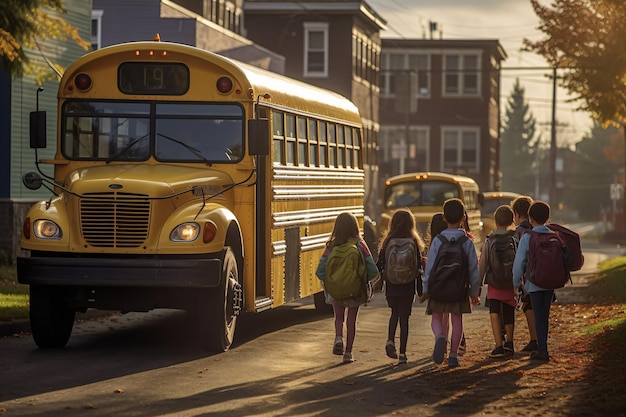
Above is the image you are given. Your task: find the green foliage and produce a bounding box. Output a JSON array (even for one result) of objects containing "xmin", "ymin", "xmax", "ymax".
[
  {"xmin": 500, "ymin": 79, "xmax": 538, "ymax": 195},
  {"xmin": 566, "ymin": 123, "xmax": 624, "ymax": 220},
  {"xmin": 0, "ymin": 265, "xmax": 29, "ymax": 322},
  {"xmin": 524, "ymin": 0, "xmax": 626, "ymax": 126}
]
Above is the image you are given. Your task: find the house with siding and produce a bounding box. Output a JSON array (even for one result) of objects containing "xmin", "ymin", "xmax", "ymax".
[{"xmin": 0, "ymin": 1, "xmax": 93, "ymax": 260}]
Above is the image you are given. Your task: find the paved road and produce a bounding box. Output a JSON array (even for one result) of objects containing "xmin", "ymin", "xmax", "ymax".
[{"xmin": 0, "ymin": 238, "xmax": 620, "ymax": 416}]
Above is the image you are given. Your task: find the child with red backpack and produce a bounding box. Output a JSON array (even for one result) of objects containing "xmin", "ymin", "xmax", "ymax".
[
  {"xmin": 376, "ymin": 208, "xmax": 426, "ymax": 364},
  {"xmin": 479, "ymin": 205, "xmax": 517, "ymax": 358},
  {"xmin": 316, "ymin": 212, "xmax": 380, "ymax": 363},
  {"xmin": 513, "ymin": 200, "xmax": 564, "ymax": 361},
  {"xmin": 419, "ymin": 198, "xmax": 481, "ymax": 368}
]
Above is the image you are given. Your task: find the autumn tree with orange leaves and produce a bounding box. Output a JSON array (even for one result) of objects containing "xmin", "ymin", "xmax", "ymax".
[
  {"xmin": 524, "ymin": 0, "xmax": 626, "ymax": 126},
  {"xmin": 0, "ymin": 0, "xmax": 89, "ymax": 79}
]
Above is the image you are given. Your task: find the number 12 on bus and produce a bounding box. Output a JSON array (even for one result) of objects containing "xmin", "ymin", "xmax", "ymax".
[{"xmin": 18, "ymin": 39, "xmax": 369, "ymax": 352}]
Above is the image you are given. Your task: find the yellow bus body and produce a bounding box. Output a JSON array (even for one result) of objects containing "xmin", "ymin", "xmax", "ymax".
[
  {"xmin": 17, "ymin": 41, "xmax": 367, "ymax": 351},
  {"xmin": 380, "ymin": 172, "xmax": 484, "ymax": 250},
  {"xmin": 480, "ymin": 191, "xmax": 522, "ymax": 238}
]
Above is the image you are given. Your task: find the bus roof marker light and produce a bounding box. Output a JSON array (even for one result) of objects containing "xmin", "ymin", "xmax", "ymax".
[
  {"xmin": 74, "ymin": 73, "xmax": 92, "ymax": 91},
  {"xmin": 135, "ymin": 50, "xmax": 140, "ymax": 56},
  {"xmin": 216, "ymin": 76, "xmax": 233, "ymax": 94},
  {"xmin": 154, "ymin": 33, "xmax": 161, "ymax": 42}
]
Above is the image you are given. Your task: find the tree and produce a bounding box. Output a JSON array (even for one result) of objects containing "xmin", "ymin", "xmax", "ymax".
[
  {"xmin": 0, "ymin": 0, "xmax": 89, "ymax": 79},
  {"xmin": 567, "ymin": 123, "xmax": 624, "ymax": 220},
  {"xmin": 500, "ymin": 79, "xmax": 538, "ymax": 196},
  {"xmin": 524, "ymin": 0, "xmax": 626, "ymax": 126}
]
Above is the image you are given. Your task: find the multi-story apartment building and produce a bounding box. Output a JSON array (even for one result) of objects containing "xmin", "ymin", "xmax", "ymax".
[{"xmin": 379, "ymin": 38, "xmax": 507, "ymax": 192}]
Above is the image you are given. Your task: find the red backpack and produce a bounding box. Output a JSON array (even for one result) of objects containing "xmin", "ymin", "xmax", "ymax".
[
  {"xmin": 526, "ymin": 230, "xmax": 571, "ymax": 289},
  {"xmin": 547, "ymin": 223, "xmax": 584, "ymax": 272}
]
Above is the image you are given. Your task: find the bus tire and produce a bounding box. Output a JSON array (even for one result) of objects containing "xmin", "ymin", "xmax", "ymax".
[
  {"xmin": 29, "ymin": 285, "xmax": 75, "ymax": 348},
  {"xmin": 313, "ymin": 291, "xmax": 332, "ymax": 314},
  {"xmin": 203, "ymin": 248, "xmax": 241, "ymax": 352}
]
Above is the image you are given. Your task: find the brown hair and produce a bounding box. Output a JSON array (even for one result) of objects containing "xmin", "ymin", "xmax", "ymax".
[
  {"xmin": 511, "ymin": 196, "xmax": 533, "ymax": 218},
  {"xmin": 327, "ymin": 212, "xmax": 360, "ymax": 250},
  {"xmin": 494, "ymin": 205, "xmax": 514, "ymax": 227},
  {"xmin": 427, "ymin": 212, "xmax": 447, "ymax": 247},
  {"xmin": 529, "ymin": 200, "xmax": 550, "ymax": 225},
  {"xmin": 379, "ymin": 208, "xmax": 425, "ymax": 252},
  {"xmin": 443, "ymin": 198, "xmax": 464, "ymax": 225}
]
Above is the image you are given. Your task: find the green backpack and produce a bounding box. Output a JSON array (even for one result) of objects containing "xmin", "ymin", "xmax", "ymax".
[{"xmin": 324, "ymin": 239, "xmax": 367, "ymax": 300}]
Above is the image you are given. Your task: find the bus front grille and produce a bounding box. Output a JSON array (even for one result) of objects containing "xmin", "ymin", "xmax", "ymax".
[{"xmin": 80, "ymin": 193, "xmax": 151, "ymax": 248}]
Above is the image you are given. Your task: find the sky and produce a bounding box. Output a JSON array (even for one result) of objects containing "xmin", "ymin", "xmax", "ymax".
[{"xmin": 367, "ymin": 0, "xmax": 593, "ymax": 147}]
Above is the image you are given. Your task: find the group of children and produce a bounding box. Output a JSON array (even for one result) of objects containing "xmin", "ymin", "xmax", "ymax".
[{"xmin": 316, "ymin": 195, "xmax": 555, "ymax": 366}]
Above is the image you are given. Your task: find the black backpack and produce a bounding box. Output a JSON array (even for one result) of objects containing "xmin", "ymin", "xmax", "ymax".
[
  {"xmin": 486, "ymin": 231, "xmax": 516, "ymax": 290},
  {"xmin": 429, "ymin": 234, "xmax": 470, "ymax": 302}
]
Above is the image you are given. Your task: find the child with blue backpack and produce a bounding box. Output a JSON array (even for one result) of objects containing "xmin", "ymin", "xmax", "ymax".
[
  {"xmin": 316, "ymin": 212, "xmax": 379, "ymax": 363},
  {"xmin": 376, "ymin": 208, "xmax": 426, "ymax": 364},
  {"xmin": 420, "ymin": 198, "xmax": 481, "ymax": 368}
]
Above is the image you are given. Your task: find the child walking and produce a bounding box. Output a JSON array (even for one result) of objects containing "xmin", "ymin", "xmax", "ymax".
[
  {"xmin": 420, "ymin": 198, "xmax": 480, "ymax": 367},
  {"xmin": 511, "ymin": 195, "xmax": 538, "ymax": 353},
  {"xmin": 513, "ymin": 200, "xmax": 556, "ymax": 361},
  {"xmin": 316, "ymin": 212, "xmax": 379, "ymax": 363},
  {"xmin": 376, "ymin": 208, "xmax": 426, "ymax": 364},
  {"xmin": 479, "ymin": 205, "xmax": 517, "ymax": 357}
]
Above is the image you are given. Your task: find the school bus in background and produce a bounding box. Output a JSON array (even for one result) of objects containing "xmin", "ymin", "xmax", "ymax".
[
  {"xmin": 381, "ymin": 172, "xmax": 484, "ymax": 250},
  {"xmin": 17, "ymin": 39, "xmax": 373, "ymax": 352},
  {"xmin": 481, "ymin": 191, "xmax": 522, "ymax": 238}
]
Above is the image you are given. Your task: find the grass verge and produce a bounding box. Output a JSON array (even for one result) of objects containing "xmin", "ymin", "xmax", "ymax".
[
  {"xmin": 0, "ymin": 265, "xmax": 29, "ymax": 321},
  {"xmin": 585, "ymin": 256, "xmax": 626, "ymax": 415}
]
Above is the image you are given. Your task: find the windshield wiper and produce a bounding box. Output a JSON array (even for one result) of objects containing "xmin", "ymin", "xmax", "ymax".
[{"xmin": 105, "ymin": 133, "xmax": 149, "ymax": 164}]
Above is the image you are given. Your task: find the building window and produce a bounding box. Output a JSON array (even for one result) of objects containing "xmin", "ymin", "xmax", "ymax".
[
  {"xmin": 443, "ymin": 52, "xmax": 481, "ymax": 96},
  {"xmin": 303, "ymin": 22, "xmax": 329, "ymax": 77},
  {"xmin": 381, "ymin": 51, "xmax": 430, "ymax": 98},
  {"xmin": 91, "ymin": 10, "xmax": 103, "ymax": 51},
  {"xmin": 441, "ymin": 127, "xmax": 479, "ymax": 173}
]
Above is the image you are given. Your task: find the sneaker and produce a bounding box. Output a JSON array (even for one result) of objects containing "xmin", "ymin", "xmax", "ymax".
[
  {"xmin": 504, "ymin": 341, "xmax": 514, "ymax": 355},
  {"xmin": 530, "ymin": 351, "xmax": 550, "ymax": 361},
  {"xmin": 490, "ymin": 345, "xmax": 506, "ymax": 358},
  {"xmin": 448, "ymin": 356, "xmax": 459, "ymax": 368},
  {"xmin": 333, "ymin": 337, "xmax": 343, "ymax": 355},
  {"xmin": 433, "ymin": 335, "xmax": 447, "ymax": 365},
  {"xmin": 343, "ymin": 352, "xmax": 355, "ymax": 363},
  {"xmin": 458, "ymin": 333, "xmax": 467, "ymax": 357},
  {"xmin": 398, "ymin": 353, "xmax": 407, "ymax": 364},
  {"xmin": 385, "ymin": 340, "xmax": 398, "ymax": 359},
  {"xmin": 521, "ymin": 340, "xmax": 538, "ymax": 352}
]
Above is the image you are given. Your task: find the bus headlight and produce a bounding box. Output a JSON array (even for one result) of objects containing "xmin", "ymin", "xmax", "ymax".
[
  {"xmin": 33, "ymin": 220, "xmax": 62, "ymax": 239},
  {"xmin": 170, "ymin": 222, "xmax": 200, "ymax": 242}
]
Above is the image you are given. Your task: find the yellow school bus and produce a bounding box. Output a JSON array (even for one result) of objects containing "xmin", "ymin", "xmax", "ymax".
[
  {"xmin": 480, "ymin": 191, "xmax": 522, "ymax": 238},
  {"xmin": 381, "ymin": 172, "xmax": 484, "ymax": 250},
  {"xmin": 17, "ymin": 39, "xmax": 370, "ymax": 351}
]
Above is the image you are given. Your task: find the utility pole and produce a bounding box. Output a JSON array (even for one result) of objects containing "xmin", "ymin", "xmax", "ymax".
[{"xmin": 549, "ymin": 67, "xmax": 558, "ymax": 206}]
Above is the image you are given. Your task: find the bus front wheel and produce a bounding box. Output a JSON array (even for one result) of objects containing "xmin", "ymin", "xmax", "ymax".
[
  {"xmin": 29, "ymin": 285, "xmax": 76, "ymax": 348},
  {"xmin": 202, "ymin": 248, "xmax": 242, "ymax": 352}
]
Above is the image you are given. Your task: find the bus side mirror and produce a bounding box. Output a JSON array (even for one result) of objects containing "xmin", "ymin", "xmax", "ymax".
[
  {"xmin": 248, "ymin": 118, "xmax": 269, "ymax": 156},
  {"xmin": 29, "ymin": 111, "xmax": 47, "ymax": 149}
]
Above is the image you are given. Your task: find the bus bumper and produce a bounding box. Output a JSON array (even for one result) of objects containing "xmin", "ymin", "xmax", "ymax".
[{"xmin": 17, "ymin": 255, "xmax": 222, "ymax": 288}]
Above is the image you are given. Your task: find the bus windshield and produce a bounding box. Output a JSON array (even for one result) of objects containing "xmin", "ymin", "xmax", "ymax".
[
  {"xmin": 61, "ymin": 101, "xmax": 244, "ymax": 162},
  {"xmin": 384, "ymin": 180, "xmax": 460, "ymax": 209}
]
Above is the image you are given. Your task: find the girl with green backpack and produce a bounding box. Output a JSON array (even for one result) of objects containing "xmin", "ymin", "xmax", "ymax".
[{"xmin": 316, "ymin": 212, "xmax": 379, "ymax": 363}]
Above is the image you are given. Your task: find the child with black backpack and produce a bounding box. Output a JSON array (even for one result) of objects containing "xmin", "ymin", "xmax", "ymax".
[
  {"xmin": 376, "ymin": 208, "xmax": 426, "ymax": 364},
  {"xmin": 511, "ymin": 195, "xmax": 538, "ymax": 353},
  {"xmin": 419, "ymin": 198, "xmax": 481, "ymax": 368},
  {"xmin": 513, "ymin": 200, "xmax": 562, "ymax": 362},
  {"xmin": 479, "ymin": 205, "xmax": 517, "ymax": 358},
  {"xmin": 316, "ymin": 212, "xmax": 379, "ymax": 364}
]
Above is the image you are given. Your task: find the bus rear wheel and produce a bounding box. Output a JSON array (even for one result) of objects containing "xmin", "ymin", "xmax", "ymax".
[
  {"xmin": 202, "ymin": 248, "xmax": 242, "ymax": 352},
  {"xmin": 29, "ymin": 285, "xmax": 76, "ymax": 348}
]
